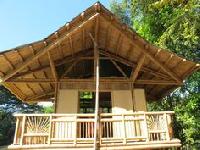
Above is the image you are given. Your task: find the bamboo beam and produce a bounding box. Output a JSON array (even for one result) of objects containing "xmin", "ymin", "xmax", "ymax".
[
  {"xmin": 47, "ymin": 51, "xmax": 58, "ymax": 81},
  {"xmin": 181, "ymin": 63, "xmax": 200, "ymax": 79},
  {"xmin": 29, "ymin": 45, "xmax": 41, "ymax": 66},
  {"xmin": 16, "ymin": 50, "xmax": 36, "ymax": 95},
  {"xmin": 101, "ymin": 15, "xmax": 182, "ymax": 83},
  {"xmin": 54, "ymin": 32, "xmax": 65, "ymax": 59},
  {"xmin": 26, "ymin": 83, "xmax": 36, "ymax": 95},
  {"xmin": 130, "ymin": 55, "xmax": 145, "ymax": 82},
  {"xmin": 146, "ymin": 54, "xmax": 174, "ymax": 93},
  {"xmin": 5, "ymin": 78, "xmax": 183, "ymax": 85},
  {"xmin": 2, "ymin": 54, "xmax": 15, "ymax": 70},
  {"xmin": 29, "ymin": 45, "xmax": 46, "ymax": 94},
  {"xmin": 115, "ymin": 33, "xmax": 122, "ymax": 54},
  {"xmin": 104, "ymin": 25, "xmax": 111, "ymax": 50},
  {"xmin": 82, "ymin": 28, "xmax": 86, "ymax": 50},
  {"xmin": 125, "ymin": 44, "xmax": 134, "ymax": 59},
  {"xmin": 16, "ymin": 50, "xmax": 45, "ymax": 93},
  {"xmin": 0, "ymin": 71, "xmax": 5, "ymax": 77},
  {"xmin": 69, "ymin": 37, "xmax": 74, "ymax": 56},
  {"xmin": 47, "ymin": 50, "xmax": 58, "ymax": 110},
  {"xmin": 2, "ymin": 13, "xmax": 100, "ymax": 82},
  {"xmin": 135, "ymin": 80, "xmax": 183, "ymax": 85},
  {"xmin": 26, "ymin": 91, "xmax": 54, "ymax": 101}
]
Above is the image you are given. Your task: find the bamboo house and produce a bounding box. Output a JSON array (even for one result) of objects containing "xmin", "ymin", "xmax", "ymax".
[{"xmin": 0, "ymin": 2, "xmax": 199, "ymax": 150}]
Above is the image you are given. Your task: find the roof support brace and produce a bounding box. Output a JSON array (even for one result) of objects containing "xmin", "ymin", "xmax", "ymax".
[
  {"xmin": 130, "ymin": 55, "xmax": 145, "ymax": 82},
  {"xmin": 48, "ymin": 50, "xmax": 59, "ymax": 112},
  {"xmin": 110, "ymin": 58, "xmax": 128, "ymax": 78}
]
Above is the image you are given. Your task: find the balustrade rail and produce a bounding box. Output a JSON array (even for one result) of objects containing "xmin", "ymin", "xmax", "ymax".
[{"xmin": 13, "ymin": 111, "xmax": 174, "ymax": 146}]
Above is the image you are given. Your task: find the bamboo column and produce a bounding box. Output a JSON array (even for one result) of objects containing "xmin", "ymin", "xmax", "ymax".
[
  {"xmin": 93, "ymin": 45, "xmax": 100, "ymax": 149},
  {"xmin": 89, "ymin": 16, "xmax": 100, "ymax": 150}
]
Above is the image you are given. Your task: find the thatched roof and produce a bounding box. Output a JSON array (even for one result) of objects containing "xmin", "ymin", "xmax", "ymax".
[{"xmin": 0, "ymin": 2, "xmax": 199, "ymax": 102}]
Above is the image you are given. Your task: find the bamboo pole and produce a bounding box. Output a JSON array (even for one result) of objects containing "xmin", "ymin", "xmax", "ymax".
[
  {"xmin": 89, "ymin": 16, "xmax": 100, "ymax": 150},
  {"xmin": 93, "ymin": 43, "xmax": 100, "ymax": 149}
]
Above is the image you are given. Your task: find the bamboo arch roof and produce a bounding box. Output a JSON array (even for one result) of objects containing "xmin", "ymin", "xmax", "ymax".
[{"xmin": 0, "ymin": 2, "xmax": 199, "ymax": 102}]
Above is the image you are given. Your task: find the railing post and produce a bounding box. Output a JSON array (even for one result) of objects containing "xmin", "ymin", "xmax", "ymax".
[
  {"xmin": 20, "ymin": 115, "xmax": 26, "ymax": 146},
  {"xmin": 13, "ymin": 117, "xmax": 19, "ymax": 144},
  {"xmin": 164, "ymin": 113, "xmax": 170, "ymax": 141},
  {"xmin": 122, "ymin": 114, "xmax": 127, "ymax": 144},
  {"xmin": 48, "ymin": 115, "xmax": 52, "ymax": 145},
  {"xmin": 143, "ymin": 113, "xmax": 149, "ymax": 142},
  {"xmin": 99, "ymin": 114, "xmax": 102, "ymax": 146},
  {"xmin": 74, "ymin": 115, "xmax": 77, "ymax": 146}
]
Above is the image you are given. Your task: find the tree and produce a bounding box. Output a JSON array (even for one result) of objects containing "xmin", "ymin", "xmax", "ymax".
[
  {"xmin": 110, "ymin": 0, "xmax": 200, "ymax": 148},
  {"xmin": 0, "ymin": 85, "xmax": 44, "ymax": 145}
]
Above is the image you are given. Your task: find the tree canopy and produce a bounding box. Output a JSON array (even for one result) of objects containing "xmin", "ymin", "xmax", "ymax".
[
  {"xmin": 0, "ymin": 85, "xmax": 50, "ymax": 145},
  {"xmin": 110, "ymin": 0, "xmax": 200, "ymax": 148}
]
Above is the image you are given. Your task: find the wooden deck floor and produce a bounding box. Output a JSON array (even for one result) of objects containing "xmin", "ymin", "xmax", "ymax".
[{"xmin": 8, "ymin": 139, "xmax": 181, "ymax": 150}]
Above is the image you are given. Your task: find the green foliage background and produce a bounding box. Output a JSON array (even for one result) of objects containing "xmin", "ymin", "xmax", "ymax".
[
  {"xmin": 0, "ymin": 86, "xmax": 53, "ymax": 145},
  {"xmin": 110, "ymin": 0, "xmax": 200, "ymax": 148}
]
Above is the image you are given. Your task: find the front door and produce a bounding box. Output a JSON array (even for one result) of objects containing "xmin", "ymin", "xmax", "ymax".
[{"xmin": 78, "ymin": 92, "xmax": 112, "ymax": 138}]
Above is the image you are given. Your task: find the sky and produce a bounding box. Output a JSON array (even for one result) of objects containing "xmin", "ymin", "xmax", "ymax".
[{"xmin": 0, "ymin": 0, "xmax": 111, "ymax": 51}]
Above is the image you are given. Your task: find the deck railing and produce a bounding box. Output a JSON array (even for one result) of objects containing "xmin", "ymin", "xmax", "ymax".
[{"xmin": 13, "ymin": 111, "xmax": 174, "ymax": 146}]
